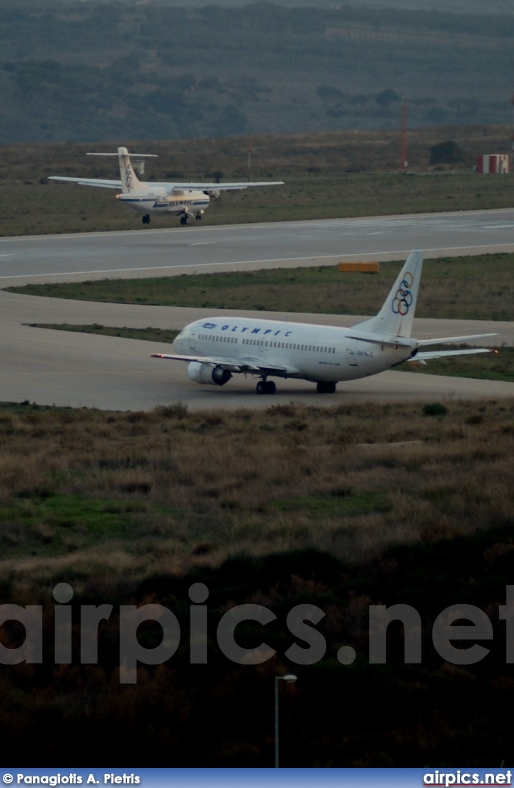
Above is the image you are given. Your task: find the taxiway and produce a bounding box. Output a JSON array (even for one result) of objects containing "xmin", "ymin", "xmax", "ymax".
[{"xmin": 1, "ymin": 211, "xmax": 513, "ymax": 410}]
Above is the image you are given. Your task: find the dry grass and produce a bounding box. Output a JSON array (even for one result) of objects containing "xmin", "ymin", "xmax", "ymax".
[
  {"xmin": 0, "ymin": 126, "xmax": 513, "ymax": 235},
  {"xmin": 2, "ymin": 399, "xmax": 514, "ymax": 767},
  {"xmin": 1, "ymin": 398, "xmax": 513, "ymax": 600}
]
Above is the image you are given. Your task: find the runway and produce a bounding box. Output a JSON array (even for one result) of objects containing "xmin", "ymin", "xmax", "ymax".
[
  {"xmin": 1, "ymin": 208, "xmax": 514, "ymax": 286},
  {"xmin": 1, "ymin": 210, "xmax": 514, "ymax": 411}
]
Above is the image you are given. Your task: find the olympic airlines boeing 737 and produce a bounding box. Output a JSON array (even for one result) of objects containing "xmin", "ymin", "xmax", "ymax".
[
  {"xmin": 151, "ymin": 251, "xmax": 498, "ymax": 394},
  {"xmin": 49, "ymin": 147, "xmax": 283, "ymax": 226}
]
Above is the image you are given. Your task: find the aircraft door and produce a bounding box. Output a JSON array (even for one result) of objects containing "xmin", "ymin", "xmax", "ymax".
[
  {"xmin": 347, "ymin": 341, "xmax": 358, "ymax": 367},
  {"xmin": 189, "ymin": 328, "xmax": 198, "ymax": 351}
]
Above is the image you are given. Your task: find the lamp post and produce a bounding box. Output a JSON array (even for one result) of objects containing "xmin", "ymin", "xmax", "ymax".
[{"xmin": 274, "ymin": 673, "xmax": 297, "ymax": 767}]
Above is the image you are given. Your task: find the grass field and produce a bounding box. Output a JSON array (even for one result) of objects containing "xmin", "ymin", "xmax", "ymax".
[
  {"xmin": 12, "ymin": 253, "xmax": 514, "ymax": 321},
  {"xmin": 1, "ymin": 398, "xmax": 511, "ymax": 589},
  {"xmin": 1, "ymin": 398, "xmax": 514, "ymax": 765},
  {"xmin": 0, "ymin": 126, "xmax": 513, "ymax": 236}
]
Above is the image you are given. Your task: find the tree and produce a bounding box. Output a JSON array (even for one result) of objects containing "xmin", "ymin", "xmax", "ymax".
[
  {"xmin": 316, "ymin": 84, "xmax": 344, "ymax": 103},
  {"xmin": 429, "ymin": 140, "xmax": 466, "ymax": 165},
  {"xmin": 375, "ymin": 89, "xmax": 400, "ymax": 106}
]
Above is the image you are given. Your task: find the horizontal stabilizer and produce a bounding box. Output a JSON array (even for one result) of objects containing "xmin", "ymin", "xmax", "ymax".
[
  {"xmin": 411, "ymin": 348, "xmax": 496, "ymax": 362},
  {"xmin": 346, "ymin": 331, "xmax": 415, "ymax": 348},
  {"xmin": 86, "ymin": 152, "xmax": 158, "ymax": 158},
  {"xmin": 48, "ymin": 176, "xmax": 122, "ymax": 190},
  {"xmin": 169, "ymin": 181, "xmax": 284, "ymax": 193},
  {"xmin": 418, "ymin": 333, "xmax": 498, "ymax": 346}
]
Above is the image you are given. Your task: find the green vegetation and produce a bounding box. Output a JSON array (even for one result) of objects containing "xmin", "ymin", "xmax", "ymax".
[
  {"xmin": 8, "ymin": 398, "xmax": 507, "ymax": 587},
  {"xmin": 1, "ymin": 398, "xmax": 514, "ymax": 765},
  {"xmin": 12, "ymin": 253, "xmax": 514, "ymax": 321},
  {"xmin": 0, "ymin": 493, "xmax": 156, "ymax": 555}
]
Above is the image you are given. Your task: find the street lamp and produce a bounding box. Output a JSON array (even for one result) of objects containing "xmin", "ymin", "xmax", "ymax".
[{"xmin": 274, "ymin": 673, "xmax": 297, "ymax": 767}]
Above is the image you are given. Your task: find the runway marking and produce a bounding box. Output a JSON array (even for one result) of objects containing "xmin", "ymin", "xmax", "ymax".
[
  {"xmin": 1, "ymin": 208, "xmax": 513, "ymax": 244},
  {"xmin": 1, "ymin": 242, "xmax": 514, "ymax": 282}
]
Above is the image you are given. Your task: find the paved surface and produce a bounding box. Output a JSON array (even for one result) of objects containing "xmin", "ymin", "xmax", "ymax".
[
  {"xmin": 1, "ymin": 211, "xmax": 513, "ymax": 411},
  {"xmin": 1, "ymin": 208, "xmax": 514, "ymax": 286}
]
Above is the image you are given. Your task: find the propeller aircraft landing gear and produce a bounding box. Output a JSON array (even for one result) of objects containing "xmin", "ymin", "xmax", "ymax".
[
  {"xmin": 142, "ymin": 215, "xmax": 150, "ymax": 225},
  {"xmin": 180, "ymin": 214, "xmax": 189, "ymax": 226}
]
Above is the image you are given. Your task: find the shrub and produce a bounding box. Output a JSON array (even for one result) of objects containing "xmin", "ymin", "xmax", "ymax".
[
  {"xmin": 422, "ymin": 402, "xmax": 449, "ymax": 416},
  {"xmin": 429, "ymin": 140, "xmax": 466, "ymax": 165}
]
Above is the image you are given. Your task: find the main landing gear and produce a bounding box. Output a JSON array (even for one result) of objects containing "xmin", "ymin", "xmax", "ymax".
[
  {"xmin": 142, "ymin": 215, "xmax": 151, "ymax": 225},
  {"xmin": 316, "ymin": 381, "xmax": 337, "ymax": 394},
  {"xmin": 256, "ymin": 379, "xmax": 276, "ymax": 395},
  {"xmin": 180, "ymin": 214, "xmax": 189, "ymax": 226}
]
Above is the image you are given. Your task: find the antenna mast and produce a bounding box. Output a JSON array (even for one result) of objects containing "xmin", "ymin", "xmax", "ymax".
[
  {"xmin": 400, "ymin": 98, "xmax": 408, "ymax": 173},
  {"xmin": 511, "ymin": 65, "xmax": 514, "ymax": 168},
  {"xmin": 247, "ymin": 136, "xmax": 252, "ymax": 182}
]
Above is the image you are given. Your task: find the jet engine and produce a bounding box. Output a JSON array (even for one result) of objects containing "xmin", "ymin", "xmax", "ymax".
[{"xmin": 187, "ymin": 361, "xmax": 232, "ymax": 386}]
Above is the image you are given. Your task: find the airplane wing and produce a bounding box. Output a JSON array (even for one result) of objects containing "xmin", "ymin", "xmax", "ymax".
[
  {"xmin": 410, "ymin": 348, "xmax": 497, "ymax": 363},
  {"xmin": 48, "ymin": 177, "xmax": 282, "ymax": 192},
  {"xmin": 168, "ymin": 181, "xmax": 283, "ymax": 193},
  {"xmin": 151, "ymin": 352, "xmax": 298, "ymax": 376},
  {"xmin": 48, "ymin": 176, "xmax": 122, "ymax": 190}
]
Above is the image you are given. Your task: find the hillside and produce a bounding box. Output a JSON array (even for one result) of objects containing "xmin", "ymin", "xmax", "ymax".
[{"xmin": 1, "ymin": 0, "xmax": 513, "ymax": 142}]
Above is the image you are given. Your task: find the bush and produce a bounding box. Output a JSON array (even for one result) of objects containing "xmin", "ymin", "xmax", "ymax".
[
  {"xmin": 429, "ymin": 140, "xmax": 466, "ymax": 165},
  {"xmin": 422, "ymin": 402, "xmax": 449, "ymax": 416}
]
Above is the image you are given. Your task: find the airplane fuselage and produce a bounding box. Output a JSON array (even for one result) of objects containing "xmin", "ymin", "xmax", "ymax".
[
  {"xmin": 117, "ymin": 185, "xmax": 209, "ymax": 216},
  {"xmin": 174, "ymin": 317, "xmax": 418, "ymax": 383}
]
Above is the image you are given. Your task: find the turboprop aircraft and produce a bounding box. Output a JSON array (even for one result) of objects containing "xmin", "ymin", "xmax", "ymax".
[
  {"xmin": 151, "ymin": 250, "xmax": 498, "ymax": 394},
  {"xmin": 49, "ymin": 147, "xmax": 283, "ymax": 226}
]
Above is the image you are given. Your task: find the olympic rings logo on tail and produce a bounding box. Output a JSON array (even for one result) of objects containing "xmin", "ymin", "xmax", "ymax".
[
  {"xmin": 124, "ymin": 163, "xmax": 133, "ymax": 190},
  {"xmin": 392, "ymin": 271, "xmax": 414, "ymax": 316}
]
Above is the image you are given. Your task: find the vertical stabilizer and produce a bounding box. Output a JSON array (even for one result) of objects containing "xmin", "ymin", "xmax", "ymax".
[
  {"xmin": 352, "ymin": 250, "xmax": 424, "ymax": 337},
  {"xmin": 117, "ymin": 147, "xmax": 141, "ymax": 193}
]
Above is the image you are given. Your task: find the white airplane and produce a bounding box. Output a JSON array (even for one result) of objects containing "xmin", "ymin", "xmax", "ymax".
[
  {"xmin": 151, "ymin": 250, "xmax": 498, "ymax": 394},
  {"xmin": 49, "ymin": 146, "xmax": 284, "ymax": 226}
]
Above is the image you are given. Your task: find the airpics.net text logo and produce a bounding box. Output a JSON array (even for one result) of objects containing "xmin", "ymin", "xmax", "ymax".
[
  {"xmin": 1, "ymin": 582, "xmax": 514, "ymax": 684},
  {"xmin": 423, "ymin": 771, "xmax": 512, "ymax": 787}
]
